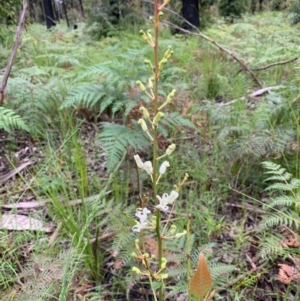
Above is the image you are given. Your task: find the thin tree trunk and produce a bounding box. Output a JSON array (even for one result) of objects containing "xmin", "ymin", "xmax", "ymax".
[
  {"xmin": 78, "ymin": 0, "xmax": 85, "ymax": 17},
  {"xmin": 62, "ymin": 0, "xmax": 70, "ymax": 27},
  {"xmin": 0, "ymin": 0, "xmax": 28, "ymax": 105}
]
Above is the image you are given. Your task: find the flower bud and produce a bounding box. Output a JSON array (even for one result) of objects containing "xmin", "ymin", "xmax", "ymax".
[
  {"xmin": 168, "ymin": 190, "xmax": 179, "ymax": 204},
  {"xmin": 148, "ymin": 77, "xmax": 153, "ymax": 89},
  {"xmin": 164, "ymin": 46, "xmax": 172, "ymax": 59},
  {"xmin": 139, "ymin": 106, "xmax": 150, "ymax": 120},
  {"xmin": 134, "ymin": 154, "xmax": 144, "ymax": 168},
  {"xmin": 166, "ymin": 143, "xmax": 176, "ymax": 155},
  {"xmin": 175, "ymin": 230, "xmax": 187, "ymax": 238},
  {"xmin": 131, "ymin": 252, "xmax": 137, "ymax": 258},
  {"xmin": 138, "ymin": 119, "xmax": 148, "ymax": 132},
  {"xmin": 147, "ymin": 30, "xmax": 153, "ymax": 40},
  {"xmin": 153, "ymin": 112, "xmax": 164, "ymax": 126},
  {"xmin": 136, "ymin": 80, "xmax": 146, "ymax": 92},
  {"xmin": 167, "ymin": 89, "xmax": 176, "ymax": 104},
  {"xmin": 159, "ymin": 58, "xmax": 168, "ymax": 71},
  {"xmin": 144, "ymin": 59, "xmax": 153, "ymax": 71},
  {"xmin": 158, "ymin": 11, "xmax": 164, "ymax": 20},
  {"xmin": 132, "ymin": 267, "xmax": 141, "ymax": 274},
  {"xmin": 161, "ymin": 257, "xmax": 167, "ymax": 269},
  {"xmin": 139, "ymin": 30, "xmax": 148, "ymax": 41},
  {"xmin": 160, "ymin": 273, "xmax": 168, "ymax": 279},
  {"xmin": 170, "ymin": 224, "xmax": 177, "ymax": 235},
  {"xmin": 159, "ymin": 161, "xmax": 170, "ymax": 175},
  {"xmin": 135, "ymin": 239, "xmax": 140, "ymax": 250}
]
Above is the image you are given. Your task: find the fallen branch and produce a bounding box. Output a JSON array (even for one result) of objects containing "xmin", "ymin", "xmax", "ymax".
[
  {"xmin": 0, "ymin": 0, "xmax": 28, "ymax": 105},
  {"xmin": 250, "ymin": 57, "xmax": 298, "ymax": 71},
  {"xmin": 161, "ymin": 7, "xmax": 263, "ymax": 88}
]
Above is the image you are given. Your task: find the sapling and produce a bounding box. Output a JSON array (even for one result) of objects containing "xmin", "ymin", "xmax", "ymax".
[{"xmin": 128, "ymin": 1, "xmax": 215, "ymax": 300}]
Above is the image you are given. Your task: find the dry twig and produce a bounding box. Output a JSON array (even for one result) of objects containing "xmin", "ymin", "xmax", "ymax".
[
  {"xmin": 0, "ymin": 0, "xmax": 28, "ymax": 105},
  {"xmin": 250, "ymin": 57, "xmax": 298, "ymax": 71},
  {"xmin": 161, "ymin": 6, "xmax": 263, "ymax": 88}
]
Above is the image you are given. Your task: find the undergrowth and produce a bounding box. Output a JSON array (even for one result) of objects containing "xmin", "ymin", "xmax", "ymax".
[{"xmin": 1, "ymin": 9, "xmax": 300, "ymax": 301}]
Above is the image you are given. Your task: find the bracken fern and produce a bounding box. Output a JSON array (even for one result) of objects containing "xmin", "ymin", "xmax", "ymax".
[
  {"xmin": 259, "ymin": 161, "xmax": 300, "ymax": 259},
  {"xmin": 0, "ymin": 106, "xmax": 29, "ymax": 132}
]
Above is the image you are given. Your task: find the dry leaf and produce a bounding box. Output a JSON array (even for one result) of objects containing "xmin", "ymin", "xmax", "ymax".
[
  {"xmin": 0, "ymin": 214, "xmax": 52, "ymax": 232},
  {"xmin": 280, "ymin": 236, "xmax": 300, "ymax": 248},
  {"xmin": 189, "ymin": 253, "xmax": 213, "ymax": 301},
  {"xmin": 2, "ymin": 192, "xmax": 110, "ymax": 209},
  {"xmin": 206, "ymin": 289, "xmax": 216, "ymax": 301},
  {"xmin": 2, "ymin": 200, "xmax": 49, "ymax": 209},
  {"xmin": 277, "ymin": 263, "xmax": 300, "ymax": 284},
  {"xmin": 0, "ymin": 160, "xmax": 33, "ymax": 184}
]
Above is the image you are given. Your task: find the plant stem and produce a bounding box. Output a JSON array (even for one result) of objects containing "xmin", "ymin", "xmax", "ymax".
[
  {"xmin": 186, "ymin": 216, "xmax": 192, "ymax": 301},
  {"xmin": 153, "ymin": 1, "xmax": 163, "ymax": 301}
]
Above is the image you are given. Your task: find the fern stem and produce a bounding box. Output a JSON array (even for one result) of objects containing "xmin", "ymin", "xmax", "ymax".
[{"xmin": 153, "ymin": 1, "xmax": 163, "ymax": 301}]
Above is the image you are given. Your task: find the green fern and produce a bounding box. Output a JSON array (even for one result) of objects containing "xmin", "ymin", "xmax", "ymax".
[
  {"xmin": 0, "ymin": 106, "xmax": 29, "ymax": 132},
  {"xmin": 260, "ymin": 210, "xmax": 299, "ymax": 229},
  {"xmin": 258, "ymin": 162, "xmax": 300, "ymax": 260},
  {"xmin": 261, "ymin": 161, "xmax": 300, "ymax": 224},
  {"xmin": 258, "ymin": 234, "xmax": 285, "ymax": 259},
  {"xmin": 166, "ymin": 235, "xmax": 234, "ymax": 298},
  {"xmin": 97, "ymin": 122, "xmax": 150, "ymax": 172}
]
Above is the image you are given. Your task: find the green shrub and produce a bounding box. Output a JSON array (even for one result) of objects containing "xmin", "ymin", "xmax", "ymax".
[
  {"xmin": 218, "ymin": 0, "xmax": 249, "ymax": 20},
  {"xmin": 289, "ymin": 0, "xmax": 300, "ymax": 25}
]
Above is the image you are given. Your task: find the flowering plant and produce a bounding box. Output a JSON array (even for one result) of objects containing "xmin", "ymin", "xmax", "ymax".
[{"xmin": 126, "ymin": 1, "xmax": 214, "ymax": 300}]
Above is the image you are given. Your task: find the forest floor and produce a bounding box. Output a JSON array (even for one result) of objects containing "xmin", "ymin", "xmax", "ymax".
[{"xmin": 1, "ymin": 11, "xmax": 300, "ymax": 301}]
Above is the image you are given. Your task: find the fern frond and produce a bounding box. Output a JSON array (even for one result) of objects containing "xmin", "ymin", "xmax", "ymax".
[
  {"xmin": 259, "ymin": 235, "xmax": 285, "ymax": 259},
  {"xmin": 0, "ymin": 107, "xmax": 29, "ymax": 132},
  {"xmin": 268, "ymin": 195, "xmax": 298, "ymax": 208},
  {"xmin": 60, "ymin": 84, "xmax": 106, "ymax": 109},
  {"xmin": 97, "ymin": 122, "xmax": 150, "ymax": 172},
  {"xmin": 167, "ymin": 263, "xmax": 188, "ymax": 279},
  {"xmin": 265, "ymin": 182, "xmax": 297, "ymax": 191},
  {"xmin": 209, "ymin": 262, "xmax": 236, "ymax": 280},
  {"xmin": 260, "ymin": 210, "xmax": 299, "ymax": 229},
  {"xmin": 159, "ymin": 112, "xmax": 195, "ymax": 137},
  {"xmin": 166, "ymin": 280, "xmax": 188, "ymax": 297}
]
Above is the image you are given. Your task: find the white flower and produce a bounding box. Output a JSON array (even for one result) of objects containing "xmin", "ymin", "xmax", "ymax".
[
  {"xmin": 132, "ymin": 221, "xmax": 148, "ymax": 232},
  {"xmin": 134, "ymin": 154, "xmax": 144, "ymax": 168},
  {"xmin": 143, "ymin": 161, "xmax": 153, "ymax": 175},
  {"xmin": 135, "ymin": 208, "xmax": 151, "ymax": 223},
  {"xmin": 132, "ymin": 207, "xmax": 151, "ymax": 233},
  {"xmin": 156, "ymin": 190, "xmax": 179, "ymax": 212},
  {"xmin": 159, "ymin": 161, "xmax": 170, "ymax": 175}
]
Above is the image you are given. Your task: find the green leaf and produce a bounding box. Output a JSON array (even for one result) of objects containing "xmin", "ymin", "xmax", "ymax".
[{"xmin": 151, "ymin": 281, "xmax": 162, "ymax": 290}]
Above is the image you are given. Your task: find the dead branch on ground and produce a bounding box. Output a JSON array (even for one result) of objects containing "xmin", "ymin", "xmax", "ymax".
[
  {"xmin": 236, "ymin": 57, "xmax": 298, "ymax": 75},
  {"xmin": 250, "ymin": 57, "xmax": 298, "ymax": 71},
  {"xmin": 160, "ymin": 7, "xmax": 263, "ymax": 88}
]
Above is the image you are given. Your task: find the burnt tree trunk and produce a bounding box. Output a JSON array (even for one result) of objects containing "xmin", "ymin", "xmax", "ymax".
[
  {"xmin": 42, "ymin": 0, "xmax": 56, "ymax": 29},
  {"xmin": 182, "ymin": 0, "xmax": 200, "ymax": 29}
]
